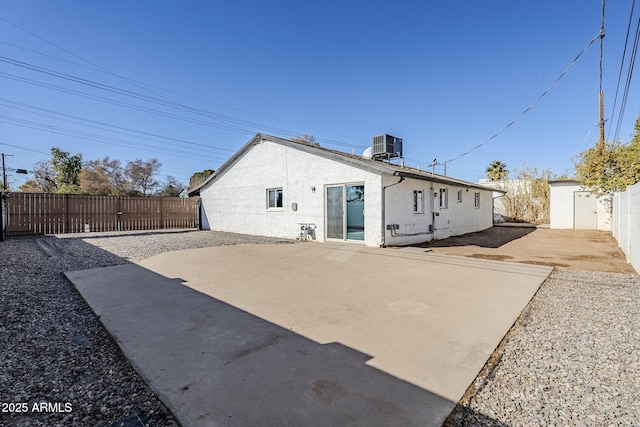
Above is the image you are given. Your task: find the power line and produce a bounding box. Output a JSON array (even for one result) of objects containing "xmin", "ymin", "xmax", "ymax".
[
  {"xmin": 598, "ymin": 0, "xmax": 606, "ymax": 147},
  {"xmin": 439, "ymin": 31, "xmax": 602, "ymax": 166},
  {"xmin": 0, "ymin": 71, "xmax": 247, "ymax": 133},
  {"xmin": 0, "ymin": 37, "xmax": 367, "ymax": 150},
  {"xmin": 0, "ymin": 36, "xmax": 367, "ymax": 147},
  {"xmin": 608, "ymin": 0, "xmax": 636, "ymax": 141},
  {"xmin": 0, "ymin": 60, "xmax": 367, "ymax": 151},
  {"xmin": 0, "ymin": 115, "xmax": 228, "ymax": 162},
  {"xmin": 612, "ymin": 11, "xmax": 640, "ymax": 143},
  {"xmin": 0, "ymin": 56, "xmax": 253, "ymax": 134},
  {"xmin": 0, "ymin": 142, "xmax": 50, "ymax": 155},
  {"xmin": 0, "ymin": 14, "xmax": 245, "ymax": 135},
  {"xmin": 0, "ymin": 98, "xmax": 235, "ymax": 154}
]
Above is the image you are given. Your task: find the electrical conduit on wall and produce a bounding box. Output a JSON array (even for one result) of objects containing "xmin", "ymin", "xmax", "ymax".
[{"xmin": 381, "ymin": 174, "xmax": 435, "ymax": 246}]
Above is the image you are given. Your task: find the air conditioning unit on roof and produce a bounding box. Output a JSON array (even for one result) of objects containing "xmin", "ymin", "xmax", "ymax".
[{"xmin": 371, "ymin": 134, "xmax": 402, "ymax": 159}]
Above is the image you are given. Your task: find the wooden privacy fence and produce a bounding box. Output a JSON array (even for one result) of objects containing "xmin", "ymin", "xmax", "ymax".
[{"xmin": 4, "ymin": 193, "xmax": 199, "ymax": 235}]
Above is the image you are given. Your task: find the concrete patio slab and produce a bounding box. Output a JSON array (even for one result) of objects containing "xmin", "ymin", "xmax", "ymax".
[{"xmin": 66, "ymin": 242, "xmax": 552, "ymax": 426}]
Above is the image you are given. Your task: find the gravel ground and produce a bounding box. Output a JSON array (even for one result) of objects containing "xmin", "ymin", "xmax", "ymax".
[
  {"xmin": 0, "ymin": 230, "xmax": 292, "ymax": 427},
  {"xmin": 446, "ymin": 269, "xmax": 640, "ymax": 426},
  {"xmin": 2, "ymin": 229, "xmax": 639, "ymax": 426}
]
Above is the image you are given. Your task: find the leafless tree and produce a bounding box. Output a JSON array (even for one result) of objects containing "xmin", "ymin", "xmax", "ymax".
[{"xmin": 124, "ymin": 159, "xmax": 161, "ymax": 196}]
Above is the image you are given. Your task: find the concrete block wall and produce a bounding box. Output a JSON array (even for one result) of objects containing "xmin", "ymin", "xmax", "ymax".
[
  {"xmin": 612, "ymin": 182, "xmax": 640, "ymax": 273},
  {"xmin": 630, "ymin": 183, "xmax": 640, "ymax": 272}
]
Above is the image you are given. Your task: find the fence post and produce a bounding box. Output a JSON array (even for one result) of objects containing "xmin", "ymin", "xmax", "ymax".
[
  {"xmin": 116, "ymin": 196, "xmax": 121, "ymax": 231},
  {"xmin": 197, "ymin": 198, "xmax": 202, "ymax": 230},
  {"xmin": 65, "ymin": 194, "xmax": 70, "ymax": 233},
  {"xmin": 159, "ymin": 197, "xmax": 164, "ymax": 229}
]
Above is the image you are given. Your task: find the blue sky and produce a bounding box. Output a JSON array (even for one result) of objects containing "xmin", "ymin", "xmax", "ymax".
[{"xmin": 1, "ymin": 1, "xmax": 638, "ymax": 189}]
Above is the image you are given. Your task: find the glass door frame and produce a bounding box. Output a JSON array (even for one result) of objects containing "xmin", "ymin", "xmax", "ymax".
[{"xmin": 325, "ymin": 183, "xmax": 365, "ymax": 242}]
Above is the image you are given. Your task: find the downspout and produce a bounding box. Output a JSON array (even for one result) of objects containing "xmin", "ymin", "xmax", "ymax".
[
  {"xmin": 381, "ymin": 173, "xmax": 404, "ymax": 247},
  {"xmin": 430, "ymin": 182, "xmax": 435, "ymax": 236}
]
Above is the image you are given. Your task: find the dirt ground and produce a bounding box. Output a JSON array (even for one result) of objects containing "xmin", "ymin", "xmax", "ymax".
[{"xmin": 413, "ymin": 225, "xmax": 636, "ymax": 274}]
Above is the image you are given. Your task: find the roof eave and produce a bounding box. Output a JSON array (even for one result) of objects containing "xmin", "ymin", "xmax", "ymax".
[
  {"xmin": 187, "ymin": 133, "xmax": 264, "ymax": 196},
  {"xmin": 395, "ymin": 171, "xmax": 506, "ymax": 193},
  {"xmin": 188, "ymin": 132, "xmax": 502, "ymax": 195}
]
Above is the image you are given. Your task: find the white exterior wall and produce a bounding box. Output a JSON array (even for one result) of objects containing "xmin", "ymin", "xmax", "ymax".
[
  {"xmin": 628, "ymin": 182, "xmax": 640, "ymax": 272},
  {"xmin": 199, "ymin": 140, "xmax": 384, "ymax": 246},
  {"xmin": 611, "ymin": 182, "xmax": 640, "ymax": 272},
  {"xmin": 549, "ymin": 182, "xmax": 611, "ymax": 231},
  {"xmin": 383, "ymin": 176, "xmax": 493, "ymax": 245},
  {"xmin": 612, "ymin": 191, "xmax": 629, "ymax": 260}
]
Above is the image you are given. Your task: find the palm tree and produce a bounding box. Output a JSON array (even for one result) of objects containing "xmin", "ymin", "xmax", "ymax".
[{"xmin": 486, "ymin": 160, "xmax": 508, "ymax": 181}]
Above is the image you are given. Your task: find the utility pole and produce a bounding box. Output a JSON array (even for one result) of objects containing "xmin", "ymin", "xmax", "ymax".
[
  {"xmin": 1, "ymin": 153, "xmax": 9, "ymax": 192},
  {"xmin": 0, "ymin": 153, "xmax": 27, "ymax": 242},
  {"xmin": 0, "ymin": 153, "xmax": 9, "ymax": 242},
  {"xmin": 598, "ymin": 0, "xmax": 606, "ymax": 148}
]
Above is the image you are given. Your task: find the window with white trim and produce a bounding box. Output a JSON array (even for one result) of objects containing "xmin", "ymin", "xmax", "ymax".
[
  {"xmin": 267, "ymin": 188, "xmax": 283, "ymax": 209},
  {"xmin": 474, "ymin": 192, "xmax": 480, "ymax": 208},
  {"xmin": 439, "ymin": 188, "xmax": 448, "ymax": 208},
  {"xmin": 457, "ymin": 189, "xmax": 463, "ymax": 203},
  {"xmin": 413, "ymin": 190, "xmax": 424, "ymax": 213}
]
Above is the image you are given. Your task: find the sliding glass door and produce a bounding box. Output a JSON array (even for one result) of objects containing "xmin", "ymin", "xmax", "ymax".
[
  {"xmin": 326, "ymin": 186, "xmax": 344, "ymax": 239},
  {"xmin": 326, "ymin": 184, "xmax": 364, "ymax": 241}
]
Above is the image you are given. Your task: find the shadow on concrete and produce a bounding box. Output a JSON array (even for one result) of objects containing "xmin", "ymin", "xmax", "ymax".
[
  {"xmin": 414, "ymin": 226, "xmax": 536, "ymax": 249},
  {"xmin": 65, "ymin": 259, "xmax": 510, "ymax": 427}
]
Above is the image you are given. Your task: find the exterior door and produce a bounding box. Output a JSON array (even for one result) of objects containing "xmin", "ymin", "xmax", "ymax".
[
  {"xmin": 326, "ymin": 184, "xmax": 365, "ymax": 241},
  {"xmin": 326, "ymin": 186, "xmax": 344, "ymax": 239},
  {"xmin": 574, "ymin": 191, "xmax": 597, "ymax": 229}
]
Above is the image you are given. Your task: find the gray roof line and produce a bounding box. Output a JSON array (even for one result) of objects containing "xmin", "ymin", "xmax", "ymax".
[{"xmin": 189, "ymin": 133, "xmax": 502, "ymax": 195}]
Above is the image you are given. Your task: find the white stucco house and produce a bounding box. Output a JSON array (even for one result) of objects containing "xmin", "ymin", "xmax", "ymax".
[
  {"xmin": 189, "ymin": 133, "xmax": 502, "ymax": 247},
  {"xmin": 549, "ymin": 180, "xmax": 611, "ymax": 230}
]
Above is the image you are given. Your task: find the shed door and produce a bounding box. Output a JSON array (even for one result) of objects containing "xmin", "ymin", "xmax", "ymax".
[{"xmin": 574, "ymin": 191, "xmax": 597, "ymax": 229}]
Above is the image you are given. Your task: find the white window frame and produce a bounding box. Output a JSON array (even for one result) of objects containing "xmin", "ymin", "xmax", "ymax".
[
  {"xmin": 413, "ymin": 190, "xmax": 424, "ymax": 214},
  {"xmin": 457, "ymin": 189, "xmax": 463, "ymax": 203},
  {"xmin": 474, "ymin": 192, "xmax": 480, "ymax": 208},
  {"xmin": 266, "ymin": 188, "xmax": 283, "ymax": 210},
  {"xmin": 439, "ymin": 188, "xmax": 448, "ymax": 209}
]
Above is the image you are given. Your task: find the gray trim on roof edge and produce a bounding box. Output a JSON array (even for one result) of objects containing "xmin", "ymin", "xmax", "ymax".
[
  {"xmin": 188, "ymin": 133, "xmax": 502, "ymax": 196},
  {"xmin": 188, "ymin": 134, "xmax": 262, "ymax": 196}
]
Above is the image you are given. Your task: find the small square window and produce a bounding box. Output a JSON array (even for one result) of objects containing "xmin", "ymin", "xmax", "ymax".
[
  {"xmin": 413, "ymin": 190, "xmax": 424, "ymax": 213},
  {"xmin": 474, "ymin": 192, "xmax": 480, "ymax": 208},
  {"xmin": 267, "ymin": 188, "xmax": 283, "ymax": 209},
  {"xmin": 439, "ymin": 188, "xmax": 448, "ymax": 209}
]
